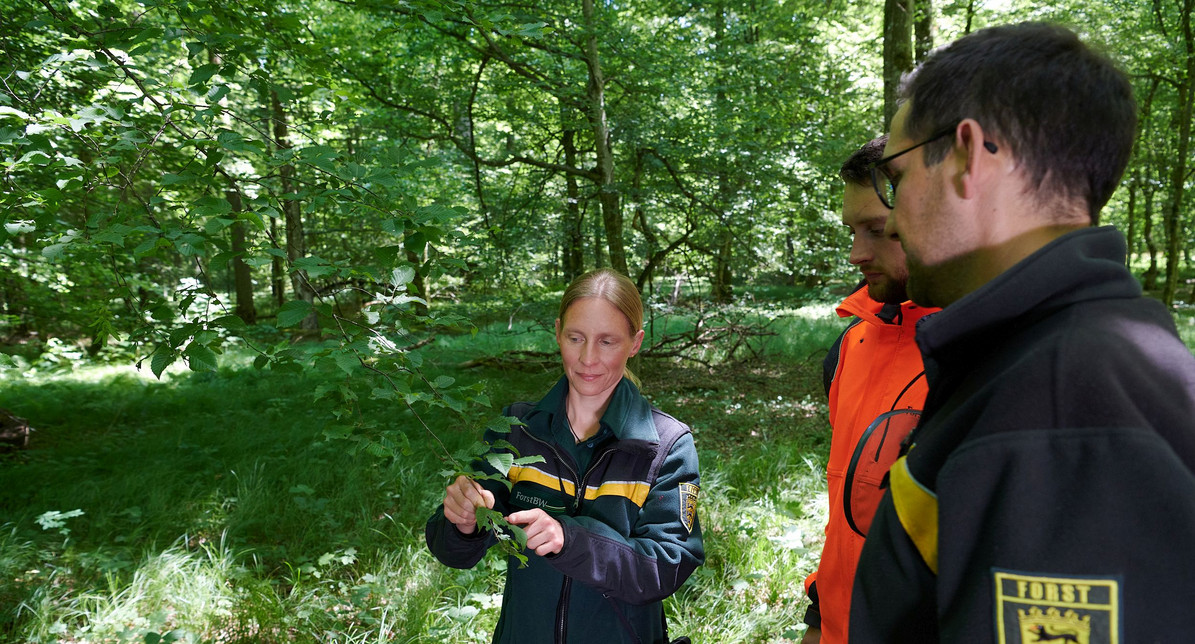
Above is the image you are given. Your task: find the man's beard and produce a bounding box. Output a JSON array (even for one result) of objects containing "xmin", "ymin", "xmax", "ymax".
[{"xmin": 869, "ymin": 275, "xmax": 909, "ymax": 305}]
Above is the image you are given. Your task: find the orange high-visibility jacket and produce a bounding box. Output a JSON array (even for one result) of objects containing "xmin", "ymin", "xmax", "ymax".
[{"xmin": 803, "ymin": 287, "xmax": 937, "ymax": 643}]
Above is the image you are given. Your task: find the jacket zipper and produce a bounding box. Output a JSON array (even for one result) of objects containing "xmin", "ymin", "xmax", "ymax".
[
  {"xmin": 523, "ymin": 430, "xmax": 622, "ymax": 643},
  {"xmin": 556, "ymin": 577, "xmax": 571, "ymax": 644}
]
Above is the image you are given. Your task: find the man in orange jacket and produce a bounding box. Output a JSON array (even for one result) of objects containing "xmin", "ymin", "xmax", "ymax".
[{"xmin": 801, "ymin": 137, "xmax": 939, "ymax": 643}]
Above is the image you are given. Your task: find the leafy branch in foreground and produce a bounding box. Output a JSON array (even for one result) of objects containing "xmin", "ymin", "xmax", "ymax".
[{"xmin": 441, "ymin": 414, "xmax": 546, "ymax": 567}]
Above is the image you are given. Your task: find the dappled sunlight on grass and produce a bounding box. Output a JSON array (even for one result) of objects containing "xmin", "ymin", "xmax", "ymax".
[{"xmin": 0, "ymin": 296, "xmax": 846, "ymax": 643}]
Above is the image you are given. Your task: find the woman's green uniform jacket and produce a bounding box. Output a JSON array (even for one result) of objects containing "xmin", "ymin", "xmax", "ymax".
[{"xmin": 426, "ymin": 377, "xmax": 704, "ymax": 644}]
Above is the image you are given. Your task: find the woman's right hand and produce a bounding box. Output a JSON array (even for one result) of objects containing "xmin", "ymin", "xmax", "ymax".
[{"xmin": 443, "ymin": 475, "xmax": 496, "ymax": 534}]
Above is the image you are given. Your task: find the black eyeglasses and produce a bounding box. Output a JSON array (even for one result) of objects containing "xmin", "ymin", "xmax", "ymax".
[{"xmin": 868, "ymin": 124, "xmax": 999, "ymax": 209}]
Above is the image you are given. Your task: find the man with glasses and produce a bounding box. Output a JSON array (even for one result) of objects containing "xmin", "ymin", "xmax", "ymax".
[
  {"xmin": 800, "ymin": 137, "xmax": 938, "ymax": 644},
  {"xmin": 850, "ymin": 22, "xmax": 1195, "ymax": 642}
]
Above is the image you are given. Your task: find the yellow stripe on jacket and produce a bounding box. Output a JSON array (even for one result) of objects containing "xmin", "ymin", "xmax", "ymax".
[
  {"xmin": 508, "ymin": 466, "xmax": 651, "ymax": 507},
  {"xmin": 889, "ymin": 455, "xmax": 940, "ymax": 574}
]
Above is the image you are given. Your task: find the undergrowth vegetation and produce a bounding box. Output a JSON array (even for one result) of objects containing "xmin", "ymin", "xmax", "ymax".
[{"xmin": 6, "ymin": 291, "xmax": 1184, "ymax": 643}]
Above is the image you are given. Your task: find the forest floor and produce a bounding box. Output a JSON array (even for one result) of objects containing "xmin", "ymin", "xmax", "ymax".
[
  {"xmin": 0, "ymin": 301, "xmax": 841, "ymax": 644},
  {"xmin": 4, "ymin": 293, "xmax": 1192, "ymax": 644}
]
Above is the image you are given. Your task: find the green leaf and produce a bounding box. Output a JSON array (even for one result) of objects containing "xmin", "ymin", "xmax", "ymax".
[
  {"xmin": 0, "ymin": 106, "xmax": 30, "ymax": 121},
  {"xmin": 189, "ymin": 63, "xmax": 220, "ymax": 87},
  {"xmin": 333, "ymin": 350, "xmax": 358, "ymax": 375},
  {"xmin": 390, "ymin": 266, "xmax": 416, "ymax": 287},
  {"xmin": 486, "ymin": 415, "xmax": 525, "ymax": 435},
  {"xmin": 485, "ymin": 452, "xmax": 515, "ymax": 476},
  {"xmin": 42, "ymin": 243, "xmax": 68, "ymax": 260},
  {"xmin": 276, "ymin": 300, "xmax": 313, "ymax": 328},
  {"xmin": 212, "ymin": 315, "xmax": 247, "ymax": 332},
  {"xmin": 150, "ymin": 347, "xmax": 175, "ymax": 379},
  {"xmin": 204, "ymin": 217, "xmax": 235, "ymax": 235},
  {"xmin": 4, "ymin": 220, "xmax": 35, "ymax": 235},
  {"xmin": 184, "ymin": 344, "xmax": 218, "ymax": 372},
  {"xmin": 293, "ymin": 255, "xmax": 337, "ymax": 279},
  {"xmin": 161, "ymin": 172, "xmax": 194, "ymax": 185},
  {"xmin": 192, "ymin": 196, "xmax": 232, "ymax": 217}
]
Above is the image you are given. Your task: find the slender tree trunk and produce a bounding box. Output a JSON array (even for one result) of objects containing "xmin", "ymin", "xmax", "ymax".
[
  {"xmin": 561, "ymin": 103, "xmax": 585, "ymax": 282},
  {"xmin": 226, "ymin": 185, "xmax": 257, "ymax": 324},
  {"xmin": 270, "ymin": 216, "xmax": 285, "ymax": 307},
  {"xmin": 631, "ymin": 149, "xmax": 656, "ymax": 290},
  {"xmin": 581, "ymin": 0, "xmax": 627, "ymax": 276},
  {"xmin": 271, "ymin": 89, "xmax": 318, "ymax": 330},
  {"xmin": 710, "ymin": 2, "xmax": 734, "ymax": 302},
  {"xmin": 883, "ymin": 0, "xmax": 914, "ymax": 126},
  {"xmin": 1144, "ymin": 185, "xmax": 1159, "ymax": 291},
  {"xmin": 1163, "ymin": 0, "xmax": 1195, "ymax": 305},
  {"xmin": 914, "ymin": 0, "xmax": 933, "ymax": 63},
  {"xmin": 784, "ymin": 215, "xmax": 797, "ymax": 286},
  {"xmin": 1125, "ymin": 175, "xmax": 1138, "ymax": 269},
  {"xmin": 592, "ymin": 207, "xmax": 605, "ymax": 268}
]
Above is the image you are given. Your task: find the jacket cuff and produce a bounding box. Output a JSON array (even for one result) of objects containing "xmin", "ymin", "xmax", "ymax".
[
  {"xmin": 803, "ymin": 579, "xmax": 821, "ymax": 628},
  {"xmin": 543, "ymin": 516, "xmax": 575, "ymax": 560}
]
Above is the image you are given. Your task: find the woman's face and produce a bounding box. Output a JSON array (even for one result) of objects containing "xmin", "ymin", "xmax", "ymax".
[{"xmin": 556, "ymin": 297, "xmax": 644, "ymax": 402}]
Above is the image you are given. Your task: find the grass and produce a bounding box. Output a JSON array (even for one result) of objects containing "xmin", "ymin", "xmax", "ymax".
[
  {"xmin": 0, "ymin": 346, "xmax": 837, "ymax": 643},
  {"xmin": 5, "ymin": 286, "xmax": 1190, "ymax": 644},
  {"xmin": 24, "ymin": 282, "xmax": 1195, "ymax": 643}
]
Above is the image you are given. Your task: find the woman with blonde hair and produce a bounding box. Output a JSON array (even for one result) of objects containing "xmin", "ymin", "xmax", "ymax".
[{"xmin": 426, "ymin": 268, "xmax": 704, "ymax": 644}]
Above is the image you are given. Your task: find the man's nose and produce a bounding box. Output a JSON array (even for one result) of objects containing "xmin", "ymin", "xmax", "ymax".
[{"xmin": 849, "ymin": 236, "xmax": 871, "ymax": 265}]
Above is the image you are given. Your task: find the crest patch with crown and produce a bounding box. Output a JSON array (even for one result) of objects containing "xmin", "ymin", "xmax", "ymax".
[{"xmin": 994, "ymin": 570, "xmax": 1120, "ymax": 644}]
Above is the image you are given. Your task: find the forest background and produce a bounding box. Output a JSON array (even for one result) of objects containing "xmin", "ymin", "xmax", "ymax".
[{"xmin": 3, "ymin": 0, "xmax": 1195, "ymax": 642}]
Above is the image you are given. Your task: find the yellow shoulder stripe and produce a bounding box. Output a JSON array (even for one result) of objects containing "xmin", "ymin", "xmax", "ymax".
[{"xmin": 889, "ymin": 455, "xmax": 939, "ymax": 574}]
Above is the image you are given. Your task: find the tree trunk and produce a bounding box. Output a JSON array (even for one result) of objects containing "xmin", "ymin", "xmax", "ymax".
[
  {"xmin": 1144, "ymin": 185, "xmax": 1159, "ymax": 291},
  {"xmin": 561, "ymin": 104, "xmax": 585, "ymax": 282},
  {"xmin": 710, "ymin": 2, "xmax": 734, "ymax": 302},
  {"xmin": 270, "ymin": 216, "xmax": 285, "ymax": 307},
  {"xmin": 883, "ymin": 0, "xmax": 915, "ymax": 127},
  {"xmin": 271, "ymin": 89, "xmax": 318, "ymax": 330},
  {"xmin": 914, "ymin": 0, "xmax": 933, "ymax": 63},
  {"xmin": 631, "ymin": 149, "xmax": 656, "ymax": 290},
  {"xmin": 581, "ymin": 0, "xmax": 627, "ymax": 276},
  {"xmin": 784, "ymin": 215, "xmax": 797, "ymax": 286},
  {"xmin": 1125, "ymin": 174, "xmax": 1138, "ymax": 269},
  {"xmin": 592, "ymin": 207, "xmax": 605, "ymax": 268},
  {"xmin": 226, "ymin": 185, "xmax": 257, "ymax": 325},
  {"xmin": 1163, "ymin": 0, "xmax": 1195, "ymax": 306}
]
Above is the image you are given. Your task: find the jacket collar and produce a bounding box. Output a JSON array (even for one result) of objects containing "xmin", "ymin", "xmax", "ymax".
[
  {"xmin": 916, "ymin": 226, "xmax": 1139, "ymax": 365},
  {"xmin": 528, "ymin": 376, "xmax": 660, "ymax": 446},
  {"xmin": 837, "ymin": 284, "xmax": 935, "ymax": 328}
]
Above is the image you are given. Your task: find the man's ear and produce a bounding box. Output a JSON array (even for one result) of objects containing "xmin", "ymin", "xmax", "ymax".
[{"xmin": 955, "ymin": 118, "xmax": 998, "ymax": 200}]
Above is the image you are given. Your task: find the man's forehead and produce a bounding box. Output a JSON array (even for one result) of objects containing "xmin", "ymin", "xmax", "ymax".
[{"xmin": 842, "ymin": 183, "xmax": 888, "ymax": 224}]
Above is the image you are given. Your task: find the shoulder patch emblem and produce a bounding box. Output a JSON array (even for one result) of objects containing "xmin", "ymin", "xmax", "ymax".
[
  {"xmin": 678, "ymin": 482, "xmax": 699, "ymax": 533},
  {"xmin": 994, "ymin": 569, "xmax": 1121, "ymax": 644}
]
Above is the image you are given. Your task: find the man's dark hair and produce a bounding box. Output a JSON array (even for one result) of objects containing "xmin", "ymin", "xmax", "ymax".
[
  {"xmin": 840, "ymin": 136, "xmax": 888, "ymax": 186},
  {"xmin": 901, "ymin": 22, "xmax": 1136, "ymax": 222}
]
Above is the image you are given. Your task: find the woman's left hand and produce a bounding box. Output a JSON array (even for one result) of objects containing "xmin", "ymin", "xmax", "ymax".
[{"xmin": 506, "ymin": 509, "xmax": 565, "ymax": 556}]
